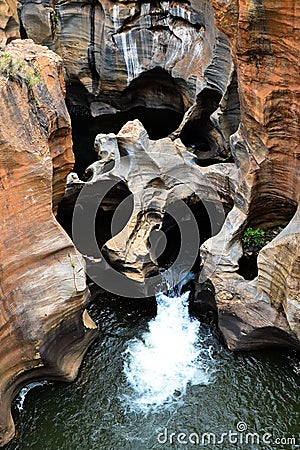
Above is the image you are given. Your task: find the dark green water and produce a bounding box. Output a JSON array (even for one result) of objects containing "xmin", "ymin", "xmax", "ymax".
[{"xmin": 5, "ymin": 294, "xmax": 300, "ymax": 450}]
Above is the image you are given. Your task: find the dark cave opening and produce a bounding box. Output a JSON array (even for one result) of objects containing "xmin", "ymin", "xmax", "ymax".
[
  {"xmin": 179, "ymin": 88, "xmax": 227, "ymax": 165},
  {"xmin": 238, "ymin": 254, "xmax": 259, "ymax": 280},
  {"xmin": 155, "ymin": 198, "xmax": 224, "ymax": 272},
  {"xmin": 57, "ymin": 180, "xmax": 133, "ymax": 249},
  {"xmin": 238, "ymin": 203, "xmax": 298, "ymax": 281},
  {"xmin": 120, "ymin": 67, "xmax": 186, "ymax": 114},
  {"xmin": 180, "ymin": 118, "xmax": 216, "ymax": 151},
  {"xmin": 70, "ymin": 106, "xmax": 184, "ymax": 178}
]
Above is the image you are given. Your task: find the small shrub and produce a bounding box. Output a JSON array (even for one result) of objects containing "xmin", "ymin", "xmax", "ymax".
[
  {"xmin": 0, "ymin": 52, "xmax": 41, "ymax": 89},
  {"xmin": 242, "ymin": 227, "xmax": 265, "ymax": 248},
  {"xmin": 50, "ymin": 10, "xmax": 58, "ymax": 30},
  {"xmin": 25, "ymin": 73, "xmax": 41, "ymax": 89}
]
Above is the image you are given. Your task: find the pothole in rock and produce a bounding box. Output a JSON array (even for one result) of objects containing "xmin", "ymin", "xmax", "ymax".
[
  {"xmin": 238, "ymin": 224, "xmax": 292, "ymax": 280},
  {"xmin": 156, "ymin": 197, "xmax": 224, "ymax": 272},
  {"xmin": 56, "ymin": 180, "xmax": 133, "ymax": 246},
  {"xmin": 180, "ymin": 88, "xmax": 233, "ymax": 166}
]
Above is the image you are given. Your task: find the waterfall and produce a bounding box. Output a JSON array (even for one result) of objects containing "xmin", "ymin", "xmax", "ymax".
[
  {"xmin": 112, "ymin": 5, "xmax": 121, "ymax": 33},
  {"xmin": 140, "ymin": 2, "xmax": 151, "ymax": 16},
  {"xmin": 120, "ymin": 31, "xmax": 143, "ymax": 83},
  {"xmin": 170, "ymin": 4, "xmax": 192, "ymax": 22},
  {"xmin": 123, "ymin": 286, "xmax": 215, "ymax": 411}
]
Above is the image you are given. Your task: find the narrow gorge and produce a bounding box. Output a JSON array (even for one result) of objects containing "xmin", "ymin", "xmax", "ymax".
[{"xmin": 0, "ymin": 0, "xmax": 299, "ymax": 447}]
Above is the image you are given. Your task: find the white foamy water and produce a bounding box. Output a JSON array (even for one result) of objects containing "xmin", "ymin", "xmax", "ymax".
[
  {"xmin": 123, "ymin": 290, "xmax": 215, "ymax": 411},
  {"xmin": 15, "ymin": 381, "xmax": 48, "ymax": 412}
]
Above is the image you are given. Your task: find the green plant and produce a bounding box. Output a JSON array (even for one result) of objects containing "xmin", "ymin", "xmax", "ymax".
[
  {"xmin": 26, "ymin": 73, "xmax": 41, "ymax": 89},
  {"xmin": 50, "ymin": 10, "xmax": 58, "ymax": 37},
  {"xmin": 0, "ymin": 52, "xmax": 41, "ymax": 89},
  {"xmin": 50, "ymin": 10, "xmax": 58, "ymax": 28},
  {"xmin": 242, "ymin": 227, "xmax": 265, "ymax": 247}
]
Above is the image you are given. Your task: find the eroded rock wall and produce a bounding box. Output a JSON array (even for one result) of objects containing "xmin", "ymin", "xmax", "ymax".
[
  {"xmin": 0, "ymin": 40, "xmax": 97, "ymax": 446},
  {"xmin": 4, "ymin": 0, "xmax": 299, "ymax": 354},
  {"xmin": 19, "ymin": 0, "xmax": 232, "ymax": 115},
  {"xmin": 203, "ymin": 0, "xmax": 300, "ymax": 349}
]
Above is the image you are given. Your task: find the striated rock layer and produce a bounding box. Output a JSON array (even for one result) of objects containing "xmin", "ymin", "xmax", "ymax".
[
  {"xmin": 14, "ymin": 0, "xmax": 300, "ymax": 352},
  {"xmin": 202, "ymin": 0, "xmax": 300, "ymax": 349},
  {"xmin": 0, "ymin": 40, "xmax": 97, "ymax": 446},
  {"xmin": 19, "ymin": 0, "xmax": 233, "ymax": 116}
]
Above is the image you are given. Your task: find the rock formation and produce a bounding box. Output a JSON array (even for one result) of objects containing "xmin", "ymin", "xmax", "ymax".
[
  {"xmin": 201, "ymin": 0, "xmax": 300, "ymax": 349},
  {"xmin": 0, "ymin": 0, "xmax": 19, "ymax": 48},
  {"xmin": 44, "ymin": 0, "xmax": 299, "ymax": 350},
  {"xmin": 0, "ymin": 0, "xmax": 298, "ymax": 447},
  {"xmin": 19, "ymin": 0, "xmax": 232, "ymax": 115},
  {"xmin": 65, "ymin": 94, "xmax": 299, "ymax": 350},
  {"xmin": 64, "ymin": 119, "xmax": 237, "ymax": 297},
  {"xmin": 0, "ymin": 40, "xmax": 97, "ymax": 446},
  {"xmin": 0, "ymin": 0, "xmax": 299, "ymax": 422}
]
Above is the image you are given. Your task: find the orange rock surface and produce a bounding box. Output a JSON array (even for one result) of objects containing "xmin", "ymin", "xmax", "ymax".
[
  {"xmin": 205, "ymin": 0, "xmax": 300, "ymax": 348},
  {"xmin": 0, "ymin": 40, "xmax": 97, "ymax": 446},
  {"xmin": 212, "ymin": 0, "xmax": 300, "ymax": 209},
  {"xmin": 0, "ymin": 0, "xmax": 19, "ymax": 48}
]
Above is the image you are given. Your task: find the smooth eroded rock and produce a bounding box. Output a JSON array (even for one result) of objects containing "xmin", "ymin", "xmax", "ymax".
[
  {"xmin": 19, "ymin": 0, "xmax": 232, "ymax": 115},
  {"xmin": 202, "ymin": 0, "xmax": 300, "ymax": 350},
  {"xmin": 0, "ymin": 39, "xmax": 97, "ymax": 446},
  {"xmin": 62, "ymin": 119, "xmax": 237, "ymax": 297}
]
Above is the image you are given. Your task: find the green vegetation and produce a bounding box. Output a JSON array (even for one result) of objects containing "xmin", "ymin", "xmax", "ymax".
[
  {"xmin": 242, "ymin": 227, "xmax": 265, "ymax": 247},
  {"xmin": 50, "ymin": 10, "xmax": 58, "ymax": 36},
  {"xmin": 0, "ymin": 52, "xmax": 41, "ymax": 89}
]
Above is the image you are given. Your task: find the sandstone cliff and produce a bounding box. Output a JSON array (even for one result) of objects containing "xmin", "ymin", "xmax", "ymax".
[
  {"xmin": 203, "ymin": 0, "xmax": 300, "ymax": 349},
  {"xmin": 0, "ymin": 40, "xmax": 97, "ymax": 446}
]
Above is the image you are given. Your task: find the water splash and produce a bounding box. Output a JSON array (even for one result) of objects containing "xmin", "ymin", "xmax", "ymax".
[
  {"xmin": 123, "ymin": 288, "xmax": 215, "ymax": 411},
  {"xmin": 15, "ymin": 381, "xmax": 49, "ymax": 412}
]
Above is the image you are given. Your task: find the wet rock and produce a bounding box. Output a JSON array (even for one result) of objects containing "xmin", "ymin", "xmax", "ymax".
[
  {"xmin": 18, "ymin": 0, "xmax": 238, "ymax": 163},
  {"xmin": 19, "ymin": 0, "xmax": 232, "ymax": 115}
]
